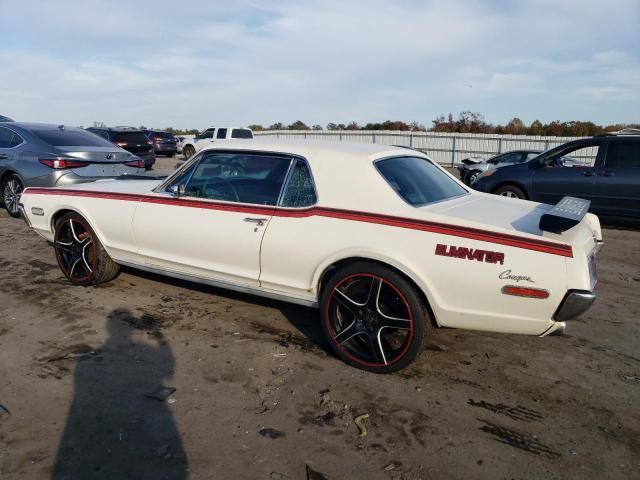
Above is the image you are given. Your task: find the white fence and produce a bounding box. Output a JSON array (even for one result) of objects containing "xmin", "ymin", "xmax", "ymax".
[{"xmin": 254, "ymin": 130, "xmax": 587, "ymax": 166}]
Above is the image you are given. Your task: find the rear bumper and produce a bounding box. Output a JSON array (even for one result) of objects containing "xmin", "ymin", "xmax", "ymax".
[{"xmin": 554, "ymin": 290, "xmax": 596, "ymax": 322}]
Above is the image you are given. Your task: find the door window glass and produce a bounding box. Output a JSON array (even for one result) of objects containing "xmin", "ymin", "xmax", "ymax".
[
  {"xmin": 200, "ymin": 129, "xmax": 214, "ymax": 139},
  {"xmin": 216, "ymin": 128, "xmax": 227, "ymax": 139},
  {"xmin": 543, "ymin": 144, "xmax": 599, "ymax": 168},
  {"xmin": 280, "ymin": 159, "xmax": 317, "ymax": 207},
  {"xmin": 605, "ymin": 141, "xmax": 640, "ymax": 168},
  {"xmin": 184, "ymin": 152, "xmax": 292, "ymax": 205},
  {"xmin": 497, "ymin": 152, "xmax": 523, "ymax": 164}
]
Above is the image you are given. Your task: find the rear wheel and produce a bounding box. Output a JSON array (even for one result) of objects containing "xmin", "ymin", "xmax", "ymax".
[
  {"xmin": 320, "ymin": 262, "xmax": 430, "ymax": 373},
  {"xmin": 494, "ymin": 184, "xmax": 526, "ymax": 199},
  {"xmin": 53, "ymin": 212, "xmax": 120, "ymax": 285},
  {"xmin": 183, "ymin": 146, "xmax": 195, "ymax": 160},
  {"xmin": 2, "ymin": 174, "xmax": 23, "ymax": 217}
]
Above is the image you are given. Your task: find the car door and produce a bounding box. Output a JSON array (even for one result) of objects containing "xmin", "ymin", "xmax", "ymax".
[
  {"xmin": 593, "ymin": 138, "xmax": 640, "ymax": 219},
  {"xmin": 194, "ymin": 128, "xmax": 215, "ymax": 151},
  {"xmin": 131, "ymin": 150, "xmax": 293, "ymax": 287},
  {"xmin": 531, "ymin": 141, "xmax": 602, "ymax": 205}
]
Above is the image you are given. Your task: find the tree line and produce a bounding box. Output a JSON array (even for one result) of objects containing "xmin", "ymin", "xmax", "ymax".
[{"xmin": 163, "ymin": 112, "xmax": 638, "ymax": 137}]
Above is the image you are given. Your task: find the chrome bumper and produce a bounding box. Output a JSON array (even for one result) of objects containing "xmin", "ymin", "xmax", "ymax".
[
  {"xmin": 554, "ymin": 290, "xmax": 596, "ymax": 322},
  {"xmin": 17, "ymin": 203, "xmax": 32, "ymax": 228}
]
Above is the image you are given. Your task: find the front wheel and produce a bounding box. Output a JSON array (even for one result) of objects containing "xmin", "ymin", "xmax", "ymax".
[
  {"xmin": 467, "ymin": 169, "xmax": 482, "ymax": 185},
  {"xmin": 53, "ymin": 212, "xmax": 120, "ymax": 285},
  {"xmin": 2, "ymin": 174, "xmax": 23, "ymax": 217},
  {"xmin": 320, "ymin": 262, "xmax": 430, "ymax": 373},
  {"xmin": 183, "ymin": 146, "xmax": 195, "ymax": 159},
  {"xmin": 494, "ymin": 184, "xmax": 526, "ymax": 199}
]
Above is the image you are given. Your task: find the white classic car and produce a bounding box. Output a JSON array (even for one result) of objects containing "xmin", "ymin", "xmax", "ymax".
[{"xmin": 19, "ymin": 141, "xmax": 602, "ymax": 373}]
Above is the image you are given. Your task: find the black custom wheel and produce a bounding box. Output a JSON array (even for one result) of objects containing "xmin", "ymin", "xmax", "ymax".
[
  {"xmin": 494, "ymin": 184, "xmax": 526, "ymax": 199},
  {"xmin": 54, "ymin": 213, "xmax": 120, "ymax": 285},
  {"xmin": 2, "ymin": 174, "xmax": 23, "ymax": 217},
  {"xmin": 320, "ymin": 262, "xmax": 430, "ymax": 373}
]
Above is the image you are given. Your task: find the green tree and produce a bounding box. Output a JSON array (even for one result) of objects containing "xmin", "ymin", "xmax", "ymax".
[
  {"xmin": 247, "ymin": 124, "xmax": 264, "ymax": 131},
  {"xmin": 288, "ymin": 120, "xmax": 310, "ymax": 130}
]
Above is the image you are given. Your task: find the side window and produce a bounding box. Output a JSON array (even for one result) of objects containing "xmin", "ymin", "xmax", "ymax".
[
  {"xmin": 280, "ymin": 159, "xmax": 317, "ymax": 207},
  {"xmin": 545, "ymin": 144, "xmax": 599, "ymax": 168},
  {"xmin": 498, "ymin": 152, "xmax": 523, "ymax": 164},
  {"xmin": 8, "ymin": 132, "xmax": 23, "ymax": 148},
  {"xmin": 0, "ymin": 127, "xmax": 15, "ymax": 148},
  {"xmin": 216, "ymin": 128, "xmax": 227, "ymax": 139},
  {"xmin": 164, "ymin": 157, "xmax": 200, "ymax": 193},
  {"xmin": 183, "ymin": 152, "xmax": 291, "ymax": 205},
  {"xmin": 200, "ymin": 129, "xmax": 214, "ymax": 139},
  {"xmin": 526, "ymin": 152, "xmax": 541, "ymax": 161},
  {"xmin": 605, "ymin": 141, "xmax": 640, "ymax": 168}
]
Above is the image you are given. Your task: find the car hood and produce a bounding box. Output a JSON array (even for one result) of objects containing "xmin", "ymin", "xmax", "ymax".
[
  {"xmin": 422, "ymin": 193, "xmax": 552, "ymax": 236},
  {"xmin": 60, "ymin": 178, "xmax": 164, "ymax": 194}
]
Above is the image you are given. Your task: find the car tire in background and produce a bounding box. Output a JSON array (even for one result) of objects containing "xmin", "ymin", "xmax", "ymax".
[
  {"xmin": 320, "ymin": 261, "xmax": 430, "ymax": 374},
  {"xmin": 183, "ymin": 146, "xmax": 195, "ymax": 160},
  {"xmin": 53, "ymin": 212, "xmax": 120, "ymax": 285},
  {"xmin": 494, "ymin": 184, "xmax": 526, "ymax": 199},
  {"xmin": 2, "ymin": 174, "xmax": 23, "ymax": 217},
  {"xmin": 467, "ymin": 170, "xmax": 482, "ymax": 185}
]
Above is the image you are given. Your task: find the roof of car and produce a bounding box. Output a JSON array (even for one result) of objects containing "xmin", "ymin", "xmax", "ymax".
[
  {"xmin": 3, "ymin": 122, "xmax": 84, "ymax": 131},
  {"xmin": 88, "ymin": 127, "xmax": 147, "ymax": 133},
  {"xmin": 198, "ymin": 139, "xmax": 423, "ymax": 163}
]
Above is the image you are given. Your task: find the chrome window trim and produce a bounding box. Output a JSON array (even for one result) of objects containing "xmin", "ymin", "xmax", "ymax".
[
  {"xmin": 0, "ymin": 125, "xmax": 26, "ymax": 150},
  {"xmin": 373, "ymin": 154, "xmax": 469, "ymax": 208}
]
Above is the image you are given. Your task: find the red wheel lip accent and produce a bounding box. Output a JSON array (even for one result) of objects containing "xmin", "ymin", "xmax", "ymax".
[
  {"xmin": 54, "ymin": 217, "xmax": 97, "ymax": 283},
  {"xmin": 325, "ymin": 273, "xmax": 414, "ymax": 369}
]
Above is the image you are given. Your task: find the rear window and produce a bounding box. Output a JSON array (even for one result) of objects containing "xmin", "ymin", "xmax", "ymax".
[
  {"xmin": 33, "ymin": 129, "xmax": 113, "ymax": 147},
  {"xmin": 113, "ymin": 132, "xmax": 150, "ymax": 144},
  {"xmin": 231, "ymin": 129, "xmax": 253, "ymax": 139},
  {"xmin": 606, "ymin": 140, "xmax": 640, "ymax": 168},
  {"xmin": 376, "ymin": 156, "xmax": 467, "ymax": 206}
]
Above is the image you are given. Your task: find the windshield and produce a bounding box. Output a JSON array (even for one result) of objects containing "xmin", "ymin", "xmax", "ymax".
[
  {"xmin": 376, "ymin": 156, "xmax": 467, "ymax": 206},
  {"xmin": 33, "ymin": 129, "xmax": 114, "ymax": 147}
]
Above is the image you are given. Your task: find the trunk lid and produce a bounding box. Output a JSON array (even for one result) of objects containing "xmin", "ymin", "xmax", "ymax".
[{"xmin": 53, "ymin": 146, "xmax": 140, "ymax": 177}]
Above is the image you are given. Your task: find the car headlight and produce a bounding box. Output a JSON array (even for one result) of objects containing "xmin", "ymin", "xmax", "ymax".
[{"xmin": 474, "ymin": 169, "xmax": 496, "ymax": 182}]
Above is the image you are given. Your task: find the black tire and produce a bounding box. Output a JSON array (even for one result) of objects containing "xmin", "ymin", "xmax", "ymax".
[
  {"xmin": 467, "ymin": 169, "xmax": 482, "ymax": 185},
  {"xmin": 2, "ymin": 174, "xmax": 23, "ymax": 218},
  {"xmin": 53, "ymin": 212, "xmax": 120, "ymax": 286},
  {"xmin": 494, "ymin": 184, "xmax": 526, "ymax": 199},
  {"xmin": 319, "ymin": 261, "xmax": 431, "ymax": 373},
  {"xmin": 183, "ymin": 146, "xmax": 195, "ymax": 160}
]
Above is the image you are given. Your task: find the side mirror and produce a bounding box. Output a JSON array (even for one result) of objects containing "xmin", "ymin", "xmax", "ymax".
[{"xmin": 168, "ymin": 183, "xmax": 186, "ymax": 197}]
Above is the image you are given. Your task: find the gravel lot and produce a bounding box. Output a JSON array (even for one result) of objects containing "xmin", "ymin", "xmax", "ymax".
[{"xmin": 1, "ymin": 160, "xmax": 639, "ymax": 479}]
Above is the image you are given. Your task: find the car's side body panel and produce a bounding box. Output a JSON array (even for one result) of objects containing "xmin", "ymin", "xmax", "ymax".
[{"xmin": 20, "ymin": 141, "xmax": 600, "ymax": 339}]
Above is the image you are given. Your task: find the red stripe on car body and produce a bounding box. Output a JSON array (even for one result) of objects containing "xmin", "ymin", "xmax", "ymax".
[{"xmin": 22, "ymin": 187, "xmax": 573, "ymax": 258}]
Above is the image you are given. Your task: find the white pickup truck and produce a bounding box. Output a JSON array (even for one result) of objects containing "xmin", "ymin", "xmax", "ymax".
[{"xmin": 181, "ymin": 127, "xmax": 253, "ymax": 158}]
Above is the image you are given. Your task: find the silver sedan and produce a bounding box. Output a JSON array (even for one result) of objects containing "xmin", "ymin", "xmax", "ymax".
[{"xmin": 0, "ymin": 122, "xmax": 145, "ymax": 216}]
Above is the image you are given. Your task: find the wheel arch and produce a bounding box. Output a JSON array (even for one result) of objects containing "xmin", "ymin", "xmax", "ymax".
[
  {"xmin": 0, "ymin": 169, "xmax": 22, "ymax": 186},
  {"xmin": 50, "ymin": 207, "xmax": 106, "ymax": 247},
  {"xmin": 316, "ymin": 254, "xmax": 440, "ymax": 328}
]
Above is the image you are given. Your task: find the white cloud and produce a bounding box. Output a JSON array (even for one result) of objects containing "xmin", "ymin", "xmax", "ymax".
[{"xmin": 1, "ymin": 0, "xmax": 638, "ymax": 127}]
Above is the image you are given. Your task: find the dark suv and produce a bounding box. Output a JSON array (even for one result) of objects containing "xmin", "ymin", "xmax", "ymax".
[
  {"xmin": 86, "ymin": 127, "xmax": 156, "ymax": 170},
  {"xmin": 144, "ymin": 130, "xmax": 177, "ymax": 157},
  {"xmin": 472, "ymin": 129, "xmax": 640, "ymax": 223}
]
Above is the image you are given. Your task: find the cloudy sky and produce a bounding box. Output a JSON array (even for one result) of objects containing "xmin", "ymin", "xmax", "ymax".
[{"xmin": 1, "ymin": 0, "xmax": 638, "ymax": 129}]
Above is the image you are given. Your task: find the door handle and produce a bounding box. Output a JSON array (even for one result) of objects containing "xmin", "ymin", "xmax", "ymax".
[
  {"xmin": 244, "ymin": 217, "xmax": 268, "ymax": 227},
  {"xmin": 602, "ymin": 170, "xmax": 615, "ymax": 177},
  {"xmin": 0, "ymin": 154, "xmax": 8, "ymax": 160},
  {"xmin": 582, "ymin": 170, "xmax": 595, "ymax": 176}
]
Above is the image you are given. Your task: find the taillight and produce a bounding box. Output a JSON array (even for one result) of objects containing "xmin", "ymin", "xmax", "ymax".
[
  {"xmin": 153, "ymin": 136, "xmax": 162, "ymax": 142},
  {"xmin": 114, "ymin": 142, "xmax": 128, "ymax": 147},
  {"xmin": 124, "ymin": 159, "xmax": 145, "ymax": 168},
  {"xmin": 39, "ymin": 158, "xmax": 89, "ymax": 169}
]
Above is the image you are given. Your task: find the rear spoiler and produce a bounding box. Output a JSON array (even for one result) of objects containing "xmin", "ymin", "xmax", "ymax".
[{"xmin": 539, "ymin": 196, "xmax": 590, "ymax": 233}]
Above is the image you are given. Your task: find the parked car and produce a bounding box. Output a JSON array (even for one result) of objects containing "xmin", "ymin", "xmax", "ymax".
[
  {"xmin": 458, "ymin": 150, "xmax": 541, "ymax": 185},
  {"xmin": 182, "ymin": 127, "xmax": 253, "ymax": 159},
  {"xmin": 0, "ymin": 123, "xmax": 145, "ymax": 217},
  {"xmin": 144, "ymin": 130, "xmax": 177, "ymax": 157},
  {"xmin": 85, "ymin": 127, "xmax": 156, "ymax": 170},
  {"xmin": 174, "ymin": 135, "xmax": 186, "ymax": 154},
  {"xmin": 0, "ymin": 115, "xmax": 14, "ymax": 122},
  {"xmin": 20, "ymin": 141, "xmax": 601, "ymax": 373},
  {"xmin": 473, "ymin": 130, "xmax": 640, "ymax": 223}
]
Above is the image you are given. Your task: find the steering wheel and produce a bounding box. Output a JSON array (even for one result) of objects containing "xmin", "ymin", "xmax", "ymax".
[{"xmin": 202, "ymin": 178, "xmax": 240, "ymax": 202}]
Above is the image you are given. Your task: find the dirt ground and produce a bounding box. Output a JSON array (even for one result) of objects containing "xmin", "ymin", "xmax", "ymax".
[{"xmin": 1, "ymin": 160, "xmax": 639, "ymax": 479}]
